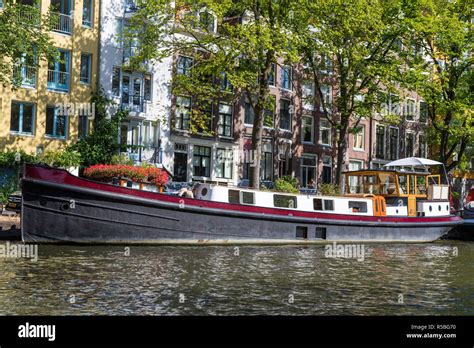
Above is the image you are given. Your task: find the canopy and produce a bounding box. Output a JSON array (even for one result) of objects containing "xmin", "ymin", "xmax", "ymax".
[{"xmin": 384, "ymin": 157, "xmax": 443, "ymax": 167}]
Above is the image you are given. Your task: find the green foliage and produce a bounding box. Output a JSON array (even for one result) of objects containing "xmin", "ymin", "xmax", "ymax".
[
  {"xmin": 320, "ymin": 183, "xmax": 341, "ymax": 196},
  {"xmin": 69, "ymin": 91, "xmax": 127, "ymax": 167},
  {"xmin": 0, "ymin": 2, "xmax": 58, "ymax": 87},
  {"xmin": 0, "ymin": 149, "xmax": 36, "ymax": 167},
  {"xmin": 274, "ymin": 176, "xmax": 300, "ymax": 194},
  {"xmin": 0, "ymin": 178, "xmax": 17, "ymax": 206},
  {"xmin": 400, "ymin": 0, "xmax": 473, "ymax": 171},
  {"xmin": 41, "ymin": 150, "xmax": 82, "ymax": 168},
  {"xmin": 110, "ymin": 154, "xmax": 134, "ymax": 166}
]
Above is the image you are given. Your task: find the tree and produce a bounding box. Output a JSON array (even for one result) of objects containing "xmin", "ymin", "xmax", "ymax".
[
  {"xmin": 69, "ymin": 92, "xmax": 127, "ymax": 167},
  {"xmin": 129, "ymin": 0, "xmax": 299, "ymax": 189},
  {"xmin": 0, "ymin": 1, "xmax": 57, "ymax": 86},
  {"xmin": 292, "ymin": 0, "xmax": 406, "ymax": 187},
  {"xmin": 401, "ymin": 0, "xmax": 473, "ymax": 172}
]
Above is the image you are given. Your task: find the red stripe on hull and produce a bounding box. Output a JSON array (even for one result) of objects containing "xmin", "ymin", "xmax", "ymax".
[{"xmin": 24, "ymin": 165, "xmax": 462, "ymax": 225}]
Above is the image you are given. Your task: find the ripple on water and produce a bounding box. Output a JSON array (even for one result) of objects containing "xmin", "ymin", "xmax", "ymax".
[{"xmin": 0, "ymin": 241, "xmax": 472, "ymax": 315}]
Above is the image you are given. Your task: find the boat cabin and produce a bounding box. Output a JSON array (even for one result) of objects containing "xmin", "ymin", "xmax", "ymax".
[{"xmin": 191, "ymin": 168, "xmax": 451, "ymax": 219}]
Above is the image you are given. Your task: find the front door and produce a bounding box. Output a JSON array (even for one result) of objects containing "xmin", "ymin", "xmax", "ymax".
[{"xmin": 174, "ymin": 152, "xmax": 188, "ymax": 182}]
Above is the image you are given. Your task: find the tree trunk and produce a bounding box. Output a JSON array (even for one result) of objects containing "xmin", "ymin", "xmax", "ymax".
[
  {"xmin": 334, "ymin": 119, "xmax": 349, "ymax": 190},
  {"xmin": 249, "ymin": 105, "xmax": 265, "ymax": 189}
]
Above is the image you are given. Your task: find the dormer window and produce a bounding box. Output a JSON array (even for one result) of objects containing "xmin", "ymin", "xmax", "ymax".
[{"xmin": 198, "ymin": 10, "xmax": 216, "ymax": 33}]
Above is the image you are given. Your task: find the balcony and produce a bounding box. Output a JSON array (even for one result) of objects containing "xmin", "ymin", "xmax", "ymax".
[
  {"xmin": 121, "ymin": 95, "xmax": 148, "ymax": 117},
  {"xmin": 47, "ymin": 70, "xmax": 69, "ymax": 92},
  {"xmin": 51, "ymin": 12, "xmax": 73, "ymax": 35},
  {"xmin": 13, "ymin": 65, "xmax": 37, "ymax": 88}
]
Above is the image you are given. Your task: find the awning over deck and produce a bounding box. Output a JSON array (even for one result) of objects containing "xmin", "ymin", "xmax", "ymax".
[{"xmin": 384, "ymin": 157, "xmax": 443, "ymax": 167}]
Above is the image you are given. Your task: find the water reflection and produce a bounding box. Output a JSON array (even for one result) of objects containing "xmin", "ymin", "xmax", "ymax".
[{"xmin": 0, "ymin": 241, "xmax": 472, "ymax": 315}]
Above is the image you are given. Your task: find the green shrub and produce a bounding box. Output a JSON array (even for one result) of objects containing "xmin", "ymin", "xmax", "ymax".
[
  {"xmin": 41, "ymin": 149, "xmax": 82, "ymax": 168},
  {"xmin": 0, "ymin": 178, "xmax": 17, "ymax": 206},
  {"xmin": 110, "ymin": 154, "xmax": 134, "ymax": 166},
  {"xmin": 274, "ymin": 175, "xmax": 299, "ymax": 194},
  {"xmin": 320, "ymin": 183, "xmax": 341, "ymax": 196}
]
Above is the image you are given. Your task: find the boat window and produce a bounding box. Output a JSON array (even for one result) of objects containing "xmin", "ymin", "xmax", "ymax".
[
  {"xmin": 313, "ymin": 198, "xmax": 323, "ymax": 210},
  {"xmin": 380, "ymin": 173, "xmax": 397, "ymax": 195},
  {"xmin": 315, "ymin": 227, "xmax": 327, "ymax": 239},
  {"xmin": 323, "ymin": 200, "xmax": 334, "ymax": 211},
  {"xmin": 242, "ymin": 191, "xmax": 255, "ymax": 205},
  {"xmin": 416, "ymin": 176, "xmax": 427, "ymax": 195},
  {"xmin": 398, "ymin": 175, "xmax": 407, "ymax": 194},
  {"xmin": 228, "ymin": 190, "xmax": 240, "ymax": 204},
  {"xmin": 296, "ymin": 226, "xmax": 308, "ymax": 239},
  {"xmin": 349, "ymin": 201, "xmax": 368, "ymax": 213},
  {"xmin": 274, "ymin": 195, "xmax": 297, "ymax": 208}
]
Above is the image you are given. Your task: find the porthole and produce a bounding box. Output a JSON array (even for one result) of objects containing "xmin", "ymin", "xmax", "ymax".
[
  {"xmin": 201, "ymin": 188, "xmax": 208, "ymax": 196},
  {"xmin": 446, "ymin": 205, "xmax": 449, "ymax": 211},
  {"xmin": 429, "ymin": 206, "xmax": 432, "ymax": 212},
  {"xmin": 60, "ymin": 202, "xmax": 71, "ymax": 212},
  {"xmin": 438, "ymin": 205, "xmax": 441, "ymax": 212},
  {"xmin": 396, "ymin": 209, "xmax": 399, "ymax": 214}
]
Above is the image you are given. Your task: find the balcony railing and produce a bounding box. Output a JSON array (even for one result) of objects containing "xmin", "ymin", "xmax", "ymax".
[
  {"xmin": 51, "ymin": 12, "xmax": 73, "ymax": 35},
  {"xmin": 13, "ymin": 65, "xmax": 37, "ymax": 88},
  {"xmin": 47, "ymin": 70, "xmax": 69, "ymax": 92},
  {"xmin": 121, "ymin": 95, "xmax": 148, "ymax": 114}
]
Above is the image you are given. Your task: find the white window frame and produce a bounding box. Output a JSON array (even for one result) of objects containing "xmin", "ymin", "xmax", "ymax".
[
  {"xmin": 301, "ymin": 115, "xmax": 314, "ymax": 144},
  {"xmin": 353, "ymin": 125, "xmax": 365, "ymax": 151},
  {"xmin": 319, "ymin": 118, "xmax": 331, "ymax": 146}
]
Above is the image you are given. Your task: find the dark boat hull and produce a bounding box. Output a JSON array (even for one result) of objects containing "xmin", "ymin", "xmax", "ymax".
[{"xmin": 21, "ymin": 166, "xmax": 462, "ymax": 244}]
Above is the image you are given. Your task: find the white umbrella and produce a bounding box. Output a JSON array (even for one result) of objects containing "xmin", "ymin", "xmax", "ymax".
[{"xmin": 383, "ymin": 157, "xmax": 443, "ymax": 167}]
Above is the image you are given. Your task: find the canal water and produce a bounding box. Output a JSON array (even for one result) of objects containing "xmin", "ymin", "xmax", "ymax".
[{"xmin": 0, "ymin": 241, "xmax": 472, "ymax": 315}]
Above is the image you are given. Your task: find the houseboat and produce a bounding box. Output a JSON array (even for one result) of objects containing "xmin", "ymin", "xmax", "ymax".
[{"xmin": 20, "ymin": 158, "xmax": 462, "ymax": 244}]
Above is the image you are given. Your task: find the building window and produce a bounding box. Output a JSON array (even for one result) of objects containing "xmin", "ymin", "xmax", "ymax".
[
  {"xmin": 112, "ymin": 67, "xmax": 121, "ymax": 97},
  {"xmin": 320, "ymin": 85, "xmax": 332, "ymax": 111},
  {"xmin": 268, "ymin": 63, "xmax": 276, "ymax": 86},
  {"xmin": 144, "ymin": 74, "xmax": 152, "ymax": 101},
  {"xmin": 302, "ymin": 81, "xmax": 314, "ymax": 110},
  {"xmin": 216, "ymin": 148, "xmax": 233, "ymax": 179},
  {"xmin": 418, "ymin": 134, "xmax": 427, "ymax": 158},
  {"xmin": 353, "ymin": 125, "xmax": 365, "ymax": 150},
  {"xmin": 301, "ymin": 155, "xmax": 317, "ymax": 188},
  {"xmin": 406, "ymin": 132, "xmax": 415, "ymax": 157},
  {"xmin": 80, "ymin": 53, "xmax": 92, "ymax": 84},
  {"xmin": 114, "ymin": 18, "xmax": 124, "ymax": 48},
  {"xmin": 320, "ymin": 54, "xmax": 333, "ymax": 74},
  {"xmin": 218, "ymin": 103, "xmax": 232, "ymax": 137},
  {"xmin": 175, "ymin": 96, "xmax": 191, "ymax": 131},
  {"xmin": 46, "ymin": 105, "xmax": 68, "ymax": 139},
  {"xmin": 193, "ymin": 145, "xmax": 211, "ymax": 177},
  {"xmin": 196, "ymin": 102, "xmax": 213, "ymax": 134},
  {"xmin": 389, "ymin": 127, "xmax": 399, "ymax": 160},
  {"xmin": 143, "ymin": 121, "xmax": 157, "ymax": 148},
  {"xmin": 47, "ymin": 49, "xmax": 70, "ymax": 92},
  {"xmin": 10, "ymin": 101, "xmax": 35, "ymax": 135},
  {"xmin": 279, "ymin": 99, "xmax": 291, "ymax": 130},
  {"xmin": 177, "ymin": 55, "xmax": 193, "ymax": 76},
  {"xmin": 220, "ymin": 72, "xmax": 233, "ymax": 91},
  {"xmin": 301, "ymin": 116, "xmax": 314, "ymax": 143},
  {"xmin": 376, "ymin": 125, "xmax": 385, "ymax": 159},
  {"xmin": 78, "ymin": 115, "xmax": 89, "ymax": 139},
  {"xmin": 419, "ymin": 101, "xmax": 428, "ymax": 123},
  {"xmin": 280, "ymin": 65, "xmax": 292, "ymax": 90},
  {"xmin": 244, "ymin": 102, "xmax": 254, "ymax": 125},
  {"xmin": 349, "ymin": 160, "xmax": 364, "ymax": 193},
  {"xmin": 406, "ymin": 98, "xmax": 416, "ymax": 121},
  {"xmin": 82, "ymin": 0, "xmax": 93, "ymax": 27},
  {"xmin": 319, "ymin": 119, "xmax": 331, "ymax": 146},
  {"xmin": 322, "ymin": 156, "xmax": 332, "ymax": 184},
  {"xmin": 199, "ymin": 10, "xmax": 215, "ymax": 32},
  {"xmin": 14, "ymin": 51, "xmax": 37, "ymax": 88}
]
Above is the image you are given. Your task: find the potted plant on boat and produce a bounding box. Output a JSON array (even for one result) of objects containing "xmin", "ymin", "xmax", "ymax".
[{"xmin": 83, "ymin": 164, "xmax": 168, "ymax": 192}]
